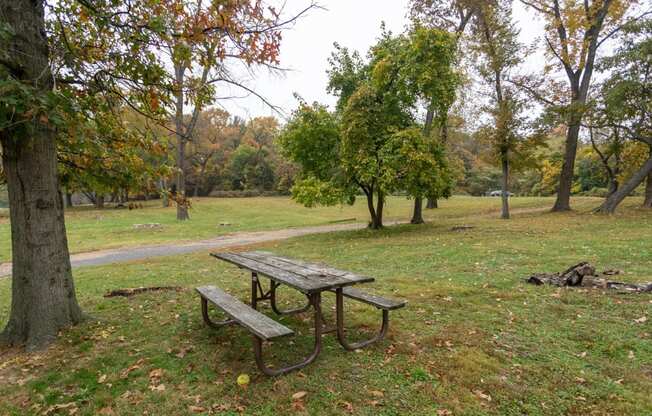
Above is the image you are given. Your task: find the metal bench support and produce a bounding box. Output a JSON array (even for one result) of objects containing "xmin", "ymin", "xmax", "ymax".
[
  {"xmin": 201, "ymin": 297, "xmax": 236, "ymax": 328},
  {"xmin": 252, "ymin": 292, "xmax": 323, "ymax": 376},
  {"xmin": 335, "ymin": 288, "xmax": 389, "ymax": 351}
]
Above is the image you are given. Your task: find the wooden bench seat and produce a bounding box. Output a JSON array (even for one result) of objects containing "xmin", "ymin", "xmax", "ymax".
[
  {"xmin": 335, "ymin": 287, "xmax": 406, "ymax": 310},
  {"xmin": 196, "ymin": 285, "xmax": 293, "ymax": 340}
]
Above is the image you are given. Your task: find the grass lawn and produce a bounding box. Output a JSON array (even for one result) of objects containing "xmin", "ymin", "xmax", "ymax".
[
  {"xmin": 0, "ymin": 195, "xmax": 564, "ymax": 263},
  {"xmin": 0, "ymin": 197, "xmax": 650, "ymax": 415}
]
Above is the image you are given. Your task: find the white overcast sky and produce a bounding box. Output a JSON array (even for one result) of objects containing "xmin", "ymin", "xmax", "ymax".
[{"xmin": 217, "ymin": 0, "xmax": 546, "ymax": 121}]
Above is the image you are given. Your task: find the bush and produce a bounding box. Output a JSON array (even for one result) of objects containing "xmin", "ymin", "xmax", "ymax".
[
  {"xmin": 579, "ymin": 187, "xmax": 609, "ymax": 197},
  {"xmin": 208, "ymin": 190, "xmax": 283, "ymax": 198}
]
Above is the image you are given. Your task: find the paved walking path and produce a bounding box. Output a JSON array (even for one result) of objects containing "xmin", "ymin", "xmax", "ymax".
[
  {"xmin": 0, "ymin": 221, "xmax": 375, "ymax": 277},
  {"xmin": 0, "ymin": 205, "xmax": 551, "ymax": 278}
]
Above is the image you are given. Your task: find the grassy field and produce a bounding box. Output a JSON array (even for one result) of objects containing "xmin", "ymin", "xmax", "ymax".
[
  {"xmin": 0, "ymin": 197, "xmax": 650, "ymax": 415},
  {"xmin": 0, "ymin": 195, "xmax": 562, "ymax": 263}
]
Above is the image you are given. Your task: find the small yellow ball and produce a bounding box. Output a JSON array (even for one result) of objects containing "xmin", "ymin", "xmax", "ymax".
[{"xmin": 237, "ymin": 373, "xmax": 250, "ymax": 387}]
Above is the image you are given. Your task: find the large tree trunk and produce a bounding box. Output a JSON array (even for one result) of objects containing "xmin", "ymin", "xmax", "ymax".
[
  {"xmin": 174, "ymin": 64, "xmax": 190, "ymax": 221},
  {"xmin": 413, "ymin": 105, "xmax": 437, "ymax": 219},
  {"xmin": 95, "ymin": 194, "xmax": 105, "ymax": 209},
  {"xmin": 501, "ymin": 155, "xmax": 510, "ymax": 220},
  {"xmin": 364, "ymin": 189, "xmax": 384, "ymax": 229},
  {"xmin": 644, "ymin": 148, "xmax": 652, "ymax": 208},
  {"xmin": 607, "ymin": 176, "xmax": 619, "ymax": 197},
  {"xmin": 365, "ymin": 190, "xmax": 378, "ymax": 229},
  {"xmin": 551, "ymin": 0, "xmax": 613, "ymax": 212},
  {"xmin": 596, "ymin": 153, "xmax": 652, "ymax": 214},
  {"xmin": 0, "ymin": 0, "xmax": 83, "ymax": 350},
  {"xmin": 426, "ymin": 107, "xmax": 446, "ymax": 210},
  {"xmin": 160, "ymin": 178, "xmax": 170, "ymax": 207},
  {"xmin": 553, "ymin": 122, "xmax": 580, "ymax": 212},
  {"xmin": 411, "ymin": 198, "xmax": 424, "ymax": 224},
  {"xmin": 373, "ymin": 192, "xmax": 385, "ymax": 229}
]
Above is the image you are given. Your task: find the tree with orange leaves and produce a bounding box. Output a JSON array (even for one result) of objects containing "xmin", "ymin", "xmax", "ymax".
[{"xmin": 0, "ymin": 0, "xmax": 315, "ymax": 350}]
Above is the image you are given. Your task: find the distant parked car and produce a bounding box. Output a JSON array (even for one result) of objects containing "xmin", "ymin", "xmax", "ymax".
[{"xmin": 488, "ymin": 190, "xmax": 513, "ymax": 197}]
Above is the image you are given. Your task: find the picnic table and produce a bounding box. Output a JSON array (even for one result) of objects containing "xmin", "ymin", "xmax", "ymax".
[{"xmin": 196, "ymin": 250, "xmax": 406, "ymax": 376}]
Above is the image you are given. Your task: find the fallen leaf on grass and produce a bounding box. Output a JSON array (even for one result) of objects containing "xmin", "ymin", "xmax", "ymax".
[
  {"xmin": 369, "ymin": 390, "xmax": 384, "ymax": 398},
  {"xmin": 291, "ymin": 401, "xmax": 306, "ymax": 412},
  {"xmin": 149, "ymin": 368, "xmax": 164, "ymax": 380},
  {"xmin": 98, "ymin": 407, "xmax": 115, "ymax": 415},
  {"xmin": 188, "ymin": 405, "xmax": 206, "ymax": 413},
  {"xmin": 634, "ymin": 316, "xmax": 647, "ymax": 324},
  {"xmin": 149, "ymin": 384, "xmax": 166, "ymax": 392},
  {"xmin": 292, "ymin": 391, "xmax": 307, "ymax": 400},
  {"xmin": 120, "ymin": 359, "xmax": 145, "ymax": 379},
  {"xmin": 340, "ymin": 401, "xmax": 354, "ymax": 413},
  {"xmin": 97, "ymin": 374, "xmax": 107, "ymax": 384},
  {"xmin": 473, "ymin": 390, "xmax": 492, "ymax": 402},
  {"xmin": 436, "ymin": 410, "xmax": 452, "ymax": 416},
  {"xmin": 43, "ymin": 402, "xmax": 77, "ymax": 415}
]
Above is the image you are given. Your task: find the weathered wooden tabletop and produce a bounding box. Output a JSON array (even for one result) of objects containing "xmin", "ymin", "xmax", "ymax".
[{"xmin": 211, "ymin": 251, "xmax": 374, "ymax": 294}]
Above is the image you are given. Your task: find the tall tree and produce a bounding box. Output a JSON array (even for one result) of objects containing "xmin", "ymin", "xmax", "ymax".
[
  {"xmin": 409, "ymin": 0, "xmax": 480, "ymax": 210},
  {"xmin": 0, "ymin": 0, "xmax": 83, "ymax": 349},
  {"xmin": 151, "ymin": 0, "xmax": 298, "ymax": 220},
  {"xmin": 586, "ymin": 124, "xmax": 624, "ymax": 197},
  {"xmin": 0, "ymin": 0, "xmax": 314, "ymax": 350},
  {"xmin": 518, "ymin": 0, "xmax": 645, "ymax": 211},
  {"xmin": 593, "ymin": 18, "xmax": 652, "ymax": 213},
  {"xmin": 472, "ymin": 1, "xmax": 527, "ymax": 219},
  {"xmin": 282, "ymin": 31, "xmax": 452, "ymax": 229},
  {"xmin": 402, "ymin": 27, "xmax": 458, "ymax": 223}
]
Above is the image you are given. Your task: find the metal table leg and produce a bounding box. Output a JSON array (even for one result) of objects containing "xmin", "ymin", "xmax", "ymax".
[
  {"xmin": 270, "ymin": 281, "xmax": 312, "ymax": 316},
  {"xmin": 335, "ymin": 288, "xmax": 389, "ymax": 351}
]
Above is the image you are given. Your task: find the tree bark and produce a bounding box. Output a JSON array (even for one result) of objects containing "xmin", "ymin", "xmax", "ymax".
[
  {"xmin": 644, "ymin": 148, "xmax": 652, "ymax": 208},
  {"xmin": 426, "ymin": 106, "xmax": 444, "ymax": 210},
  {"xmin": 501, "ymin": 154, "xmax": 510, "ymax": 219},
  {"xmin": 174, "ymin": 64, "xmax": 190, "ymax": 221},
  {"xmin": 373, "ymin": 192, "xmax": 385, "ymax": 229},
  {"xmin": 596, "ymin": 153, "xmax": 652, "ymax": 214},
  {"xmin": 552, "ymin": 0, "xmax": 612, "ymax": 211},
  {"xmin": 160, "ymin": 178, "xmax": 170, "ymax": 207},
  {"xmin": 411, "ymin": 198, "xmax": 424, "ymax": 224},
  {"xmin": 553, "ymin": 122, "xmax": 580, "ymax": 211},
  {"xmin": 95, "ymin": 194, "xmax": 105, "ymax": 209},
  {"xmin": 364, "ymin": 189, "xmax": 378, "ymax": 229},
  {"xmin": 0, "ymin": 0, "xmax": 83, "ymax": 350}
]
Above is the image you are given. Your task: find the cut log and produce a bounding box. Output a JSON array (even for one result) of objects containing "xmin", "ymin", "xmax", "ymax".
[{"xmin": 525, "ymin": 263, "xmax": 651, "ymax": 293}]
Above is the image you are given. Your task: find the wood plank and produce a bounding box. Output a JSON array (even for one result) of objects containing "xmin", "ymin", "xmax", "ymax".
[
  {"xmin": 337, "ymin": 286, "xmax": 406, "ymax": 310},
  {"xmin": 244, "ymin": 251, "xmax": 374, "ymax": 286},
  {"xmin": 196, "ymin": 286, "xmax": 293, "ymax": 340},
  {"xmin": 212, "ymin": 252, "xmax": 327, "ymax": 293}
]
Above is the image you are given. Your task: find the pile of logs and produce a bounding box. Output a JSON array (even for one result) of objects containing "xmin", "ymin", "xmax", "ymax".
[{"xmin": 525, "ymin": 262, "xmax": 652, "ymax": 293}]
